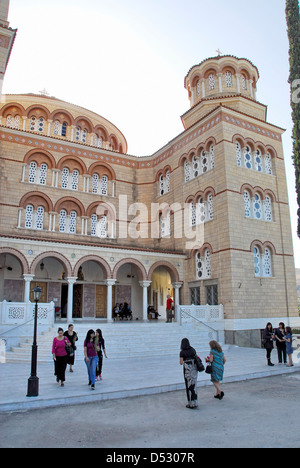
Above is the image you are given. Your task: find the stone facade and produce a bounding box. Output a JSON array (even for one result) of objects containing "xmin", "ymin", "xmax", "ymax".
[{"xmin": 0, "ymin": 49, "xmax": 298, "ymax": 341}]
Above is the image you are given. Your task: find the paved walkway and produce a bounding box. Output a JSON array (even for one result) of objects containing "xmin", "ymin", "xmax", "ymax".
[{"xmin": 0, "ymin": 346, "xmax": 299, "ymax": 413}]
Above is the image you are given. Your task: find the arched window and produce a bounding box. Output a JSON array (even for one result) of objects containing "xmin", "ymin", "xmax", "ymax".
[
  {"xmin": 30, "ymin": 116, "xmax": 44, "ymax": 132},
  {"xmin": 28, "ymin": 161, "xmax": 37, "ymax": 184},
  {"xmin": 244, "ymin": 146, "xmax": 253, "ymax": 169},
  {"xmin": 24, "ymin": 204, "xmax": 44, "ymax": 230},
  {"xmin": 253, "ymin": 247, "xmax": 261, "ymax": 277},
  {"xmin": 6, "ymin": 115, "xmax": 20, "ymax": 129},
  {"xmin": 54, "ymin": 121, "xmax": 68, "ymax": 137},
  {"xmin": 225, "ymin": 71, "xmax": 233, "ymax": 87},
  {"xmin": 61, "ymin": 168, "xmax": 69, "ymax": 189},
  {"xmin": 184, "ymin": 160, "xmax": 192, "ymax": 182},
  {"xmin": 75, "ymin": 127, "xmax": 87, "ymax": 143},
  {"xmin": 25, "ymin": 205, "xmax": 34, "ymax": 229},
  {"xmin": 159, "ymin": 171, "xmax": 170, "ymax": 196},
  {"xmin": 264, "ymin": 195, "xmax": 273, "ymax": 222},
  {"xmin": 241, "ymin": 75, "xmax": 247, "ymax": 90},
  {"xmin": 160, "ymin": 211, "xmax": 171, "ymax": 238},
  {"xmin": 244, "ymin": 190, "xmax": 252, "ymax": 218},
  {"xmin": 69, "ymin": 211, "xmax": 77, "ymax": 234},
  {"xmin": 264, "ymin": 153, "xmax": 273, "ymax": 175},
  {"xmin": 253, "ymin": 193, "xmax": 263, "ymax": 220},
  {"xmin": 263, "ymin": 248, "xmax": 272, "ymax": 277},
  {"xmin": 253, "ymin": 246, "xmax": 273, "ymax": 278},
  {"xmin": 71, "ymin": 169, "xmax": 79, "ymax": 191},
  {"xmin": 35, "ymin": 206, "xmax": 44, "ymax": 230},
  {"xmin": 59, "ymin": 209, "xmax": 67, "ymax": 232},
  {"xmin": 236, "ymin": 142, "xmax": 242, "ymax": 167},
  {"xmin": 196, "ymin": 249, "xmax": 211, "ymax": 280},
  {"xmin": 254, "ymin": 149, "xmax": 263, "ymax": 172},
  {"xmin": 39, "ymin": 163, "xmax": 48, "ymax": 185},
  {"xmin": 208, "ymin": 74, "xmax": 215, "ymax": 90}
]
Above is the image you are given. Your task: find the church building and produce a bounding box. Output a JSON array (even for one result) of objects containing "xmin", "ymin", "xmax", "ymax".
[{"xmin": 0, "ymin": 2, "xmax": 298, "ymax": 346}]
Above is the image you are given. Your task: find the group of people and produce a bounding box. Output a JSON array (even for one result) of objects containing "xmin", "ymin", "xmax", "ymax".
[
  {"xmin": 52, "ymin": 325, "xmax": 107, "ymax": 388},
  {"xmin": 262, "ymin": 322, "xmax": 294, "ymax": 367},
  {"xmin": 52, "ymin": 320, "xmax": 295, "ymax": 409},
  {"xmin": 180, "ymin": 338, "xmax": 226, "ymax": 409},
  {"xmin": 112, "ymin": 302, "xmax": 133, "ymax": 321}
]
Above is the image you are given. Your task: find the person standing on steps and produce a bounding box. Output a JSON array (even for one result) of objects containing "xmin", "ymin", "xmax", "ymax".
[{"xmin": 263, "ymin": 322, "xmax": 275, "ymax": 367}]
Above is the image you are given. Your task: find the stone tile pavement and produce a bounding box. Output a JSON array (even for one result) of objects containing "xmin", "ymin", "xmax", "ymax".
[{"xmin": 0, "ymin": 345, "xmax": 299, "ymax": 413}]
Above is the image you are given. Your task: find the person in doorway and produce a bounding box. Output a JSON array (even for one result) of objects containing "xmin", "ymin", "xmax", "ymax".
[
  {"xmin": 63, "ymin": 324, "xmax": 78, "ymax": 372},
  {"xmin": 52, "ymin": 328, "xmax": 71, "ymax": 386},
  {"xmin": 84, "ymin": 329, "xmax": 99, "ymax": 390},
  {"xmin": 263, "ymin": 322, "xmax": 275, "ymax": 366},
  {"xmin": 166, "ymin": 294, "xmax": 173, "ymax": 323},
  {"xmin": 179, "ymin": 338, "xmax": 198, "ymax": 409},
  {"xmin": 274, "ymin": 322, "xmax": 287, "ymax": 364},
  {"xmin": 95, "ymin": 328, "xmax": 108, "ymax": 381},
  {"xmin": 206, "ymin": 340, "xmax": 226, "ymax": 400},
  {"xmin": 283, "ymin": 326, "xmax": 294, "ymax": 367}
]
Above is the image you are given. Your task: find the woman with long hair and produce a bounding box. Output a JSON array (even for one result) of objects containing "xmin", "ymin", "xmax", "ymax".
[
  {"xmin": 207, "ymin": 340, "xmax": 226, "ymax": 400},
  {"xmin": 179, "ymin": 338, "xmax": 198, "ymax": 409},
  {"xmin": 95, "ymin": 328, "xmax": 107, "ymax": 381},
  {"xmin": 63, "ymin": 324, "xmax": 78, "ymax": 373},
  {"xmin": 84, "ymin": 329, "xmax": 98, "ymax": 390},
  {"xmin": 263, "ymin": 322, "xmax": 275, "ymax": 366}
]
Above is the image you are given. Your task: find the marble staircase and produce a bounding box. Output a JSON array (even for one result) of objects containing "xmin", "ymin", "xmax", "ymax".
[{"xmin": 5, "ymin": 321, "xmax": 215, "ymax": 363}]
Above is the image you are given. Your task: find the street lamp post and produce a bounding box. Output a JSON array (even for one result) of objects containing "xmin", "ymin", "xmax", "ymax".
[{"xmin": 27, "ymin": 285, "xmax": 42, "ymax": 397}]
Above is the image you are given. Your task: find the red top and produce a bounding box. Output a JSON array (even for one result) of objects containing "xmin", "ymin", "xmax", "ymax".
[
  {"xmin": 167, "ymin": 298, "xmax": 173, "ymax": 310},
  {"xmin": 52, "ymin": 337, "xmax": 70, "ymax": 357}
]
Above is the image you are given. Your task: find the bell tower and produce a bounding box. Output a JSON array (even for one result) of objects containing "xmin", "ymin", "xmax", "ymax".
[
  {"xmin": 182, "ymin": 55, "xmax": 264, "ymax": 130},
  {"xmin": 0, "ymin": 0, "xmax": 17, "ymax": 97}
]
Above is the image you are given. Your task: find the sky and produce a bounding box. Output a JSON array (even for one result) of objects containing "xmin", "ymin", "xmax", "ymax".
[{"xmin": 3, "ymin": 0, "xmax": 300, "ymax": 267}]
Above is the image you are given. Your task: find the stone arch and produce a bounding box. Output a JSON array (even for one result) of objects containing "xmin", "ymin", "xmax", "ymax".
[
  {"xmin": 73, "ymin": 255, "xmax": 112, "ymax": 279},
  {"xmin": 57, "ymin": 154, "xmax": 87, "ymax": 174},
  {"xmin": 30, "ymin": 251, "xmax": 72, "ymax": 277},
  {"xmin": 147, "ymin": 261, "xmax": 180, "ymax": 283},
  {"xmin": 23, "ymin": 148, "xmax": 56, "ymax": 169},
  {"xmin": 0, "ymin": 247, "xmax": 29, "ymax": 274},
  {"xmin": 112, "ymin": 258, "xmax": 147, "ymax": 281},
  {"xmin": 54, "ymin": 196, "xmax": 85, "ymax": 217},
  {"xmin": 19, "ymin": 191, "xmax": 53, "ymax": 212}
]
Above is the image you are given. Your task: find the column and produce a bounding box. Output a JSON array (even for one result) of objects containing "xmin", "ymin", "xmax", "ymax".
[
  {"xmin": 66, "ymin": 277, "xmax": 77, "ymax": 322},
  {"xmin": 139, "ymin": 281, "xmax": 152, "ymax": 321},
  {"xmin": 106, "ymin": 279, "xmax": 116, "ymax": 322},
  {"xmin": 172, "ymin": 282, "xmax": 183, "ymax": 322},
  {"xmin": 23, "ymin": 274, "xmax": 35, "ymax": 302}
]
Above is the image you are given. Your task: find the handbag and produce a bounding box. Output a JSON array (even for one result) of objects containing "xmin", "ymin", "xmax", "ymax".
[
  {"xmin": 205, "ymin": 364, "xmax": 212, "ymax": 374},
  {"xmin": 65, "ymin": 340, "xmax": 74, "ymax": 357},
  {"xmin": 194, "ymin": 353, "xmax": 205, "ymax": 372}
]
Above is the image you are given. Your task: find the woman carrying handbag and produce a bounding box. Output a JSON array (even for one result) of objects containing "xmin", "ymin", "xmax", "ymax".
[
  {"xmin": 179, "ymin": 338, "xmax": 199, "ymax": 409},
  {"xmin": 52, "ymin": 328, "xmax": 71, "ymax": 387}
]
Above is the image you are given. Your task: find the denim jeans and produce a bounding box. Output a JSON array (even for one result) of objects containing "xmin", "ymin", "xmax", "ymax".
[{"xmin": 84, "ymin": 355, "xmax": 98, "ymax": 385}]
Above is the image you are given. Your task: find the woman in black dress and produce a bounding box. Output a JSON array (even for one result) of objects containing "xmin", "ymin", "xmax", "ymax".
[
  {"xmin": 179, "ymin": 338, "xmax": 198, "ymax": 409},
  {"xmin": 263, "ymin": 322, "xmax": 275, "ymax": 366},
  {"xmin": 95, "ymin": 328, "xmax": 107, "ymax": 381},
  {"xmin": 63, "ymin": 324, "xmax": 78, "ymax": 373}
]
